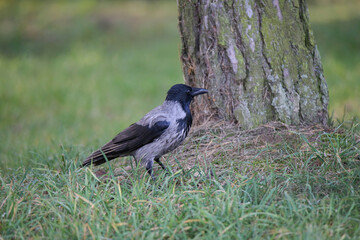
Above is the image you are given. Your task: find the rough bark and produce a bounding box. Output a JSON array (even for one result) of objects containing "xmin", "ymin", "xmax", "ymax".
[{"xmin": 178, "ymin": 0, "xmax": 329, "ymax": 128}]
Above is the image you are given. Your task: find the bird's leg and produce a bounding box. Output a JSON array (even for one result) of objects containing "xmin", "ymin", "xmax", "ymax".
[
  {"xmin": 145, "ymin": 160, "xmax": 155, "ymax": 180},
  {"xmin": 154, "ymin": 157, "xmax": 166, "ymax": 170},
  {"xmin": 154, "ymin": 157, "xmax": 170, "ymax": 174}
]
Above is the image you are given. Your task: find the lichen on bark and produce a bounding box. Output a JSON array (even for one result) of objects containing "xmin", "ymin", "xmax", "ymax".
[{"xmin": 178, "ymin": 0, "xmax": 328, "ymax": 128}]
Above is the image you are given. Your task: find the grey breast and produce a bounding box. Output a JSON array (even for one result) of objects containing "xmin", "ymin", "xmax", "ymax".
[{"xmin": 132, "ymin": 101, "xmax": 187, "ymax": 165}]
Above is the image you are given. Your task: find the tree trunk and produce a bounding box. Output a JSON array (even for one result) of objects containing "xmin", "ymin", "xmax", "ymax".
[{"xmin": 177, "ymin": 0, "xmax": 329, "ymax": 128}]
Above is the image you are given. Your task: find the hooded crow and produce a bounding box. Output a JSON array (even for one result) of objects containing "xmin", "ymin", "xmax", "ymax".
[{"xmin": 82, "ymin": 84, "xmax": 208, "ymax": 179}]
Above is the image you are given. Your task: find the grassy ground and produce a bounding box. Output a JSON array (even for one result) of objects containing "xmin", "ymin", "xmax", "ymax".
[
  {"xmin": 1, "ymin": 1, "xmax": 360, "ymax": 239},
  {"xmin": 1, "ymin": 122, "xmax": 359, "ymax": 239}
]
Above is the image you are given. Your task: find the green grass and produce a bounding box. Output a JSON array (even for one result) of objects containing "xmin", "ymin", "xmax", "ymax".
[
  {"xmin": 1, "ymin": 123, "xmax": 360, "ymax": 239},
  {"xmin": 0, "ymin": 1, "xmax": 182, "ymax": 169},
  {"xmin": 1, "ymin": 1, "xmax": 360, "ymax": 239},
  {"xmin": 309, "ymin": 0, "xmax": 360, "ymax": 120}
]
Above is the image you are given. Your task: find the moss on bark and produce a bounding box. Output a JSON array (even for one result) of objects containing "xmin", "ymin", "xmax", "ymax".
[{"xmin": 178, "ymin": 0, "xmax": 328, "ymax": 128}]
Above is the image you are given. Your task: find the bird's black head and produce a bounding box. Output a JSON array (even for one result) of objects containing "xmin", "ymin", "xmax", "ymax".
[{"xmin": 165, "ymin": 84, "xmax": 208, "ymax": 108}]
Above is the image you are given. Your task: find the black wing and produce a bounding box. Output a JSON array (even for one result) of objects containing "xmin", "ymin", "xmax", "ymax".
[{"xmin": 82, "ymin": 120, "xmax": 170, "ymax": 167}]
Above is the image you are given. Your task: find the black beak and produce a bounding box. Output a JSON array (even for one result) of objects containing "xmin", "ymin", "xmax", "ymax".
[{"xmin": 191, "ymin": 87, "xmax": 208, "ymax": 97}]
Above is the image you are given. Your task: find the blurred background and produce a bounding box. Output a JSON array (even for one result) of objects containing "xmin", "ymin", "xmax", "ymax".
[{"xmin": 0, "ymin": 0, "xmax": 359, "ymax": 170}]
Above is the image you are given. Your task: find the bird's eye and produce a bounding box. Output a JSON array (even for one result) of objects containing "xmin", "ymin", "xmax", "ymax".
[{"xmin": 186, "ymin": 90, "xmax": 191, "ymax": 94}]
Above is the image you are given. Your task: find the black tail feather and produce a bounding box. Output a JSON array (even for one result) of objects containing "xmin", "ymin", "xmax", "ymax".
[
  {"xmin": 81, "ymin": 150, "xmax": 114, "ymax": 167},
  {"xmin": 81, "ymin": 142, "xmax": 126, "ymax": 167}
]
